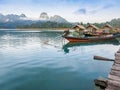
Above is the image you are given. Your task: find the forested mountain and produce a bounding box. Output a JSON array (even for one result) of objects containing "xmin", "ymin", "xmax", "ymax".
[
  {"xmin": 92, "ymin": 18, "xmax": 120, "ymax": 28},
  {"xmin": 19, "ymin": 18, "xmax": 120, "ymax": 29},
  {"xmin": 108, "ymin": 18, "xmax": 120, "ymax": 28},
  {"xmin": 0, "ymin": 20, "xmax": 35, "ymax": 29},
  {"xmin": 18, "ymin": 21, "xmax": 73, "ymax": 28},
  {"xmin": 0, "ymin": 12, "xmax": 69, "ymax": 29},
  {"xmin": 0, "ymin": 12, "xmax": 119, "ymax": 29}
]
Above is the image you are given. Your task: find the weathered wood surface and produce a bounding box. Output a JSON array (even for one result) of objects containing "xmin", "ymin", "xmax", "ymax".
[
  {"xmin": 105, "ymin": 50, "xmax": 120, "ymax": 90},
  {"xmin": 94, "ymin": 79, "xmax": 108, "ymax": 88},
  {"xmin": 110, "ymin": 70, "xmax": 120, "ymax": 77},
  {"xmin": 94, "ymin": 55, "xmax": 114, "ymax": 61}
]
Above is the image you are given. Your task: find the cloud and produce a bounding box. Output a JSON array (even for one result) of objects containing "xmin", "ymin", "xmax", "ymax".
[
  {"xmin": 75, "ymin": 8, "xmax": 87, "ymax": 15},
  {"xmin": 89, "ymin": 4, "xmax": 114, "ymax": 14},
  {"xmin": 75, "ymin": 3, "xmax": 114, "ymax": 15},
  {"xmin": 89, "ymin": 10, "xmax": 97, "ymax": 14},
  {"xmin": 61, "ymin": 0, "xmax": 80, "ymax": 2},
  {"xmin": 102, "ymin": 4, "xmax": 114, "ymax": 9},
  {"xmin": 74, "ymin": 1, "xmax": 115, "ymax": 15}
]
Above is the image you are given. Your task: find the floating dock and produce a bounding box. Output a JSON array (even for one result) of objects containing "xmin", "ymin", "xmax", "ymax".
[{"xmin": 105, "ymin": 50, "xmax": 120, "ymax": 90}]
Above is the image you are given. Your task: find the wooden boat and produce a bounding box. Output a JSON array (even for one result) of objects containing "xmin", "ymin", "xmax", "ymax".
[
  {"xmin": 84, "ymin": 32, "xmax": 114, "ymax": 37},
  {"xmin": 116, "ymin": 37, "xmax": 120, "ymax": 43},
  {"xmin": 63, "ymin": 34, "xmax": 120, "ymax": 42},
  {"xmin": 84, "ymin": 33, "xmax": 101, "ymax": 37},
  {"xmin": 113, "ymin": 33, "xmax": 120, "ymax": 42}
]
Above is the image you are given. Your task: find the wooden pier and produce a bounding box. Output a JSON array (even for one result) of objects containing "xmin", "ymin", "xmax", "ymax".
[{"xmin": 105, "ymin": 50, "xmax": 120, "ymax": 90}]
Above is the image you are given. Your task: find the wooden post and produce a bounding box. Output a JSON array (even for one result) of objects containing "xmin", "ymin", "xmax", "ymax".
[
  {"xmin": 94, "ymin": 55, "xmax": 114, "ymax": 61},
  {"xmin": 94, "ymin": 79, "xmax": 108, "ymax": 89}
]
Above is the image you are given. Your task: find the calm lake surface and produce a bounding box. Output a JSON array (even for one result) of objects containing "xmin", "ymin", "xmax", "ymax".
[{"xmin": 0, "ymin": 29, "xmax": 119, "ymax": 90}]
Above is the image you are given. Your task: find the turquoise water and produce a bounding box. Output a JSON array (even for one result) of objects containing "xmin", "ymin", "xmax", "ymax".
[{"xmin": 0, "ymin": 30, "xmax": 119, "ymax": 90}]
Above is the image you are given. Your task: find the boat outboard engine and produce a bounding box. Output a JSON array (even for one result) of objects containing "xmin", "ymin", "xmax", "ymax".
[{"xmin": 62, "ymin": 30, "xmax": 70, "ymax": 37}]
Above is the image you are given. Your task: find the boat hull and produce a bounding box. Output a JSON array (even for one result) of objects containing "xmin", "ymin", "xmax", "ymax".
[
  {"xmin": 64, "ymin": 35, "xmax": 119, "ymax": 42},
  {"xmin": 116, "ymin": 37, "xmax": 120, "ymax": 43}
]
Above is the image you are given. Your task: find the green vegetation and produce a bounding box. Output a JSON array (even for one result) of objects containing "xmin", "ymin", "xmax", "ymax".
[
  {"xmin": 18, "ymin": 18, "xmax": 120, "ymax": 29},
  {"xmin": 87, "ymin": 18, "xmax": 120, "ymax": 28},
  {"xmin": 0, "ymin": 18, "xmax": 120, "ymax": 29},
  {"xmin": 18, "ymin": 21, "xmax": 73, "ymax": 29}
]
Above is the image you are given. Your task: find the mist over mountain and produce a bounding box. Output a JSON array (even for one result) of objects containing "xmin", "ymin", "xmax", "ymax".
[
  {"xmin": 0, "ymin": 12, "xmax": 68, "ymax": 23},
  {"xmin": 0, "ymin": 12, "xmax": 120, "ymax": 29},
  {"xmin": 39, "ymin": 12, "xmax": 68, "ymax": 23},
  {"xmin": 39, "ymin": 12, "xmax": 49, "ymax": 20},
  {"xmin": 0, "ymin": 13, "xmax": 27, "ymax": 22},
  {"xmin": 50, "ymin": 15, "xmax": 67, "ymax": 23},
  {"xmin": 0, "ymin": 12, "xmax": 69, "ymax": 28}
]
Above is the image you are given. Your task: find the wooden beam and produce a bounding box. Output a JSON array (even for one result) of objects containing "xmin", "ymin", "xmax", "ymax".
[{"xmin": 94, "ymin": 55, "xmax": 114, "ymax": 61}]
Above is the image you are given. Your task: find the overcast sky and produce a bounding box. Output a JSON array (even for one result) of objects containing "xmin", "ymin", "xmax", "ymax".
[{"xmin": 0, "ymin": 0, "xmax": 120, "ymax": 23}]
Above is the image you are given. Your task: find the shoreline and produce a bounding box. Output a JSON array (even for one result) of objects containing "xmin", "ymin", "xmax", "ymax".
[{"xmin": 0, "ymin": 28, "xmax": 69, "ymax": 30}]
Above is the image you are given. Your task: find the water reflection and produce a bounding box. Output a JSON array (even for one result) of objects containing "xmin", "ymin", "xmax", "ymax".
[
  {"xmin": 0, "ymin": 30, "xmax": 119, "ymax": 90},
  {"xmin": 0, "ymin": 30, "xmax": 63, "ymax": 49},
  {"xmin": 62, "ymin": 41, "xmax": 119, "ymax": 54}
]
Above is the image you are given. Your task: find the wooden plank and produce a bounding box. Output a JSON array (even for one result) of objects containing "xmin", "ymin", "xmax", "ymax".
[
  {"xmin": 117, "ymin": 50, "xmax": 120, "ymax": 53},
  {"xmin": 106, "ymin": 80, "xmax": 120, "ymax": 90},
  {"xmin": 115, "ymin": 55, "xmax": 120, "ymax": 58},
  {"xmin": 115, "ymin": 56, "xmax": 120, "ymax": 59},
  {"xmin": 110, "ymin": 69, "xmax": 120, "ymax": 77},
  {"xmin": 115, "ymin": 60, "xmax": 120, "ymax": 64},
  {"xmin": 115, "ymin": 53, "xmax": 120, "ymax": 59},
  {"xmin": 115, "ymin": 57, "xmax": 120, "ymax": 61},
  {"xmin": 115, "ymin": 53, "xmax": 120, "ymax": 60},
  {"xmin": 105, "ymin": 88, "xmax": 113, "ymax": 90},
  {"xmin": 106, "ymin": 85, "xmax": 120, "ymax": 90},
  {"xmin": 108, "ymin": 80, "xmax": 120, "ymax": 87},
  {"xmin": 108, "ymin": 74, "xmax": 120, "ymax": 82},
  {"xmin": 111, "ymin": 65, "xmax": 120, "ymax": 71},
  {"xmin": 113, "ymin": 63, "xmax": 120, "ymax": 66},
  {"xmin": 115, "ymin": 52, "xmax": 120, "ymax": 57},
  {"xmin": 115, "ymin": 58, "xmax": 120, "ymax": 64},
  {"xmin": 105, "ymin": 88, "xmax": 114, "ymax": 90}
]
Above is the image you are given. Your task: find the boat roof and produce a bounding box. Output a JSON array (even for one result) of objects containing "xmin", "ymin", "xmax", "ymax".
[{"xmin": 73, "ymin": 25, "xmax": 86, "ymax": 30}]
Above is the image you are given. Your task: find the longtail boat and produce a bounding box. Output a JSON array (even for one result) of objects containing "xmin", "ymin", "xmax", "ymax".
[
  {"xmin": 63, "ymin": 34, "xmax": 120, "ymax": 42},
  {"xmin": 84, "ymin": 33, "xmax": 101, "ymax": 37}
]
